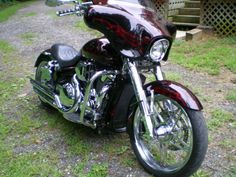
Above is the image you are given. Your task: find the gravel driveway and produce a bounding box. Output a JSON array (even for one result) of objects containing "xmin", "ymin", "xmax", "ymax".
[{"xmin": 0, "ymin": 1, "xmax": 235, "ymax": 176}]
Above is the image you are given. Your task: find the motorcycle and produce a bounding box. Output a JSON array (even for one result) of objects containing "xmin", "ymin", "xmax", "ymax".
[{"xmin": 30, "ymin": 0, "xmax": 208, "ymax": 176}]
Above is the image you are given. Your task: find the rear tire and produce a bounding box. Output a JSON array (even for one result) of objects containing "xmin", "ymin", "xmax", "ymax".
[{"xmin": 129, "ymin": 94, "xmax": 208, "ymax": 177}]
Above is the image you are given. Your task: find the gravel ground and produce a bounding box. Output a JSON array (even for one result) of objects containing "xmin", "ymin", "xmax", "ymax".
[{"xmin": 0, "ymin": 1, "xmax": 235, "ymax": 176}]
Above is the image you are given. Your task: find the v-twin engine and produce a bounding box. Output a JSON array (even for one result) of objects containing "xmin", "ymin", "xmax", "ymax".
[{"xmin": 30, "ymin": 60, "xmax": 118, "ymax": 128}]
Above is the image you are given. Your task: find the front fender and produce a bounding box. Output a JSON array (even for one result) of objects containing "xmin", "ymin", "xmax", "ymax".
[
  {"xmin": 144, "ymin": 80, "xmax": 203, "ymax": 111},
  {"xmin": 34, "ymin": 49, "xmax": 52, "ymax": 67}
]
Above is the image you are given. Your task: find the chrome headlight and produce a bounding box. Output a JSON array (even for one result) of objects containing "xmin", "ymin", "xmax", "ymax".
[{"xmin": 149, "ymin": 39, "xmax": 170, "ymax": 62}]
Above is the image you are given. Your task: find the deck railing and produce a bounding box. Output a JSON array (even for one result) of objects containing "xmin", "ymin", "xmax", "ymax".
[{"xmin": 153, "ymin": 0, "xmax": 187, "ymax": 19}]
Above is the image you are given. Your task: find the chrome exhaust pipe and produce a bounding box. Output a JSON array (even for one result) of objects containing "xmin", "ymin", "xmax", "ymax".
[{"xmin": 30, "ymin": 78, "xmax": 56, "ymax": 107}]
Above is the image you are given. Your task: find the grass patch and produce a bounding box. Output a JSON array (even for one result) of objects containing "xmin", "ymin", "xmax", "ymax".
[
  {"xmin": 191, "ymin": 169, "xmax": 211, "ymax": 177},
  {"xmin": 145, "ymin": 71, "xmax": 182, "ymax": 83},
  {"xmin": 166, "ymin": 71, "xmax": 182, "ymax": 81},
  {"xmin": 170, "ymin": 37, "xmax": 236, "ymax": 75},
  {"xmin": 74, "ymin": 20, "xmax": 102, "ymax": 37},
  {"xmin": 24, "ymin": 11, "xmax": 36, "ymax": 17},
  {"xmin": 0, "ymin": 40, "xmax": 15, "ymax": 54},
  {"xmin": 0, "ymin": 77, "xmax": 26, "ymax": 105},
  {"xmin": 86, "ymin": 163, "xmax": 108, "ymax": 177},
  {"xmin": 219, "ymin": 138, "xmax": 236, "ymax": 150},
  {"xmin": 226, "ymin": 89, "xmax": 236, "ymax": 102},
  {"xmin": 208, "ymin": 109, "xmax": 235, "ymax": 131},
  {"xmin": 0, "ymin": 150, "xmax": 61, "ymax": 177},
  {"xmin": 0, "ymin": 1, "xmax": 33, "ymax": 22},
  {"xmin": 18, "ymin": 32, "xmax": 36, "ymax": 45},
  {"xmin": 75, "ymin": 20, "xmax": 89, "ymax": 31}
]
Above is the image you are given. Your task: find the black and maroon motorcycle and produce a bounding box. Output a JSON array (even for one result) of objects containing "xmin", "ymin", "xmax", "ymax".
[{"xmin": 30, "ymin": 0, "xmax": 208, "ymax": 176}]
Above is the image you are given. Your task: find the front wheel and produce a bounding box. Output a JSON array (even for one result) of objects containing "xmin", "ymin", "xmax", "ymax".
[{"xmin": 129, "ymin": 94, "xmax": 208, "ymax": 177}]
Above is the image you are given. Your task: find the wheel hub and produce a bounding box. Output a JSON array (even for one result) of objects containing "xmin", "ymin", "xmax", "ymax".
[{"xmin": 154, "ymin": 124, "xmax": 173, "ymax": 142}]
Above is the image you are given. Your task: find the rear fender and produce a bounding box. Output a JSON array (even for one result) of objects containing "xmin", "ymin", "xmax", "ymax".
[
  {"xmin": 144, "ymin": 80, "xmax": 203, "ymax": 110},
  {"xmin": 34, "ymin": 49, "xmax": 52, "ymax": 67}
]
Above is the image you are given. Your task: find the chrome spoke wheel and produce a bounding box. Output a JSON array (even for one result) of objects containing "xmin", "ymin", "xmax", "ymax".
[{"xmin": 133, "ymin": 94, "xmax": 193, "ymax": 172}]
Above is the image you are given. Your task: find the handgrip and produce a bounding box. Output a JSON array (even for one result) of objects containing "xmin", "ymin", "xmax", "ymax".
[{"xmin": 56, "ymin": 8, "xmax": 76, "ymax": 16}]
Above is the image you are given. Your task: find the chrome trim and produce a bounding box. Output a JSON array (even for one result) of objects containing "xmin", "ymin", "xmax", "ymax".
[
  {"xmin": 80, "ymin": 70, "xmax": 119, "ymax": 128},
  {"xmin": 126, "ymin": 60, "xmax": 153, "ymax": 137},
  {"xmin": 150, "ymin": 89, "xmax": 154, "ymax": 114},
  {"xmin": 133, "ymin": 94, "xmax": 193, "ymax": 172},
  {"xmin": 55, "ymin": 74, "xmax": 82, "ymax": 113},
  {"xmin": 154, "ymin": 65, "xmax": 164, "ymax": 81},
  {"xmin": 30, "ymin": 78, "xmax": 57, "ymax": 108},
  {"xmin": 149, "ymin": 39, "xmax": 169, "ymax": 62}
]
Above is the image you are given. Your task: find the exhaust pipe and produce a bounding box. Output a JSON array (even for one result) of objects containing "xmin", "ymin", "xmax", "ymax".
[{"xmin": 30, "ymin": 78, "xmax": 56, "ymax": 108}]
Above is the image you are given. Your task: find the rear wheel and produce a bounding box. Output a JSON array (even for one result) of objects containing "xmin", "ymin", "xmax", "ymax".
[{"xmin": 129, "ymin": 94, "xmax": 208, "ymax": 177}]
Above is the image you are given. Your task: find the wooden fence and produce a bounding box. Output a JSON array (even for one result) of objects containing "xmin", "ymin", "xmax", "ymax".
[
  {"xmin": 153, "ymin": 0, "xmax": 186, "ymax": 18},
  {"xmin": 200, "ymin": 0, "xmax": 236, "ymax": 36}
]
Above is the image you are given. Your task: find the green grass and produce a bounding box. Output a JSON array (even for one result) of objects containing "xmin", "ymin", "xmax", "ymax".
[
  {"xmin": 208, "ymin": 109, "xmax": 236, "ymax": 131},
  {"xmin": 0, "ymin": 1, "xmax": 33, "ymax": 22},
  {"xmin": 18, "ymin": 32, "xmax": 36, "ymax": 45},
  {"xmin": 87, "ymin": 163, "xmax": 108, "ymax": 177},
  {"xmin": 0, "ymin": 150, "xmax": 61, "ymax": 177},
  {"xmin": 191, "ymin": 169, "xmax": 211, "ymax": 177},
  {"xmin": 75, "ymin": 20, "xmax": 89, "ymax": 31},
  {"xmin": 219, "ymin": 138, "xmax": 236, "ymax": 150},
  {"xmin": 74, "ymin": 20, "xmax": 102, "ymax": 37},
  {"xmin": 226, "ymin": 89, "xmax": 236, "ymax": 102},
  {"xmin": 24, "ymin": 11, "xmax": 36, "ymax": 17},
  {"xmin": 0, "ymin": 40, "xmax": 15, "ymax": 54},
  {"xmin": 146, "ymin": 71, "xmax": 182, "ymax": 83},
  {"xmin": 170, "ymin": 37, "xmax": 236, "ymax": 75}
]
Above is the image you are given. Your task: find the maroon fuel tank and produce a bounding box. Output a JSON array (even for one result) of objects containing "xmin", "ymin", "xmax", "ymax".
[
  {"xmin": 81, "ymin": 37, "xmax": 122, "ymax": 69},
  {"xmin": 84, "ymin": 1, "xmax": 175, "ymax": 58}
]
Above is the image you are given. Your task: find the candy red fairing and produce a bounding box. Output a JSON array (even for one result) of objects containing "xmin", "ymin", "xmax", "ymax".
[
  {"xmin": 145, "ymin": 81, "xmax": 203, "ymax": 110},
  {"xmin": 84, "ymin": 1, "xmax": 173, "ymax": 58},
  {"xmin": 81, "ymin": 37, "xmax": 122, "ymax": 69}
]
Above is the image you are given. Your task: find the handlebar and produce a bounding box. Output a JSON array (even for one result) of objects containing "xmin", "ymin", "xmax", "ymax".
[{"xmin": 56, "ymin": 1, "xmax": 93, "ymax": 17}]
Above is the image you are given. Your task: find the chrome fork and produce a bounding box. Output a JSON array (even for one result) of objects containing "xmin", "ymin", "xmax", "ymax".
[{"xmin": 127, "ymin": 60, "xmax": 154, "ymax": 137}]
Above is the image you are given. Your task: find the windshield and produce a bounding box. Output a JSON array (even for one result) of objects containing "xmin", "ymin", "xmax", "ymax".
[{"xmin": 109, "ymin": 0, "xmax": 156, "ymax": 10}]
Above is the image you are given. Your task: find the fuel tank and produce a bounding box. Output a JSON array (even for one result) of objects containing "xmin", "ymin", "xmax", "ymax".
[
  {"xmin": 84, "ymin": 1, "xmax": 176, "ymax": 58},
  {"xmin": 81, "ymin": 37, "xmax": 122, "ymax": 69}
]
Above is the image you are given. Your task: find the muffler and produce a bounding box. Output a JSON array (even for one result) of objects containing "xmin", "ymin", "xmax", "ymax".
[{"xmin": 30, "ymin": 78, "xmax": 56, "ymax": 108}]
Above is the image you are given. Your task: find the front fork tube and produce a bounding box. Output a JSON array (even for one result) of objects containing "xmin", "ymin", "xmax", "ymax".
[{"xmin": 127, "ymin": 60, "xmax": 154, "ymax": 137}]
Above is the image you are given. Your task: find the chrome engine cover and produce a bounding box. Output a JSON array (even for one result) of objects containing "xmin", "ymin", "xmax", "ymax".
[{"xmin": 57, "ymin": 82, "xmax": 77, "ymax": 108}]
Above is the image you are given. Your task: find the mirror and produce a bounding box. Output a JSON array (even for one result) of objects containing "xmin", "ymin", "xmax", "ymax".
[{"xmin": 45, "ymin": 0, "xmax": 75, "ymax": 7}]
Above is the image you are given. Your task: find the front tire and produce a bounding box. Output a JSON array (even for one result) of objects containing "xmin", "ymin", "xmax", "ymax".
[{"xmin": 129, "ymin": 94, "xmax": 208, "ymax": 177}]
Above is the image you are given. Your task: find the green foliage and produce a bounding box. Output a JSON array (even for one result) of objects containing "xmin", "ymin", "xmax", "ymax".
[
  {"xmin": 0, "ymin": 40, "xmax": 15, "ymax": 54},
  {"xmin": 0, "ymin": 1, "xmax": 33, "ymax": 22},
  {"xmin": 145, "ymin": 71, "xmax": 182, "ymax": 83},
  {"xmin": 87, "ymin": 163, "xmax": 108, "ymax": 177},
  {"xmin": 219, "ymin": 138, "xmax": 236, "ymax": 150},
  {"xmin": 0, "ymin": 151, "xmax": 61, "ymax": 177},
  {"xmin": 19, "ymin": 32, "xmax": 36, "ymax": 45},
  {"xmin": 170, "ymin": 37, "xmax": 236, "ymax": 75},
  {"xmin": 24, "ymin": 11, "xmax": 36, "ymax": 17},
  {"xmin": 226, "ymin": 89, "xmax": 236, "ymax": 102},
  {"xmin": 74, "ymin": 20, "xmax": 102, "ymax": 37},
  {"xmin": 75, "ymin": 20, "xmax": 89, "ymax": 31},
  {"xmin": 208, "ymin": 109, "xmax": 235, "ymax": 131},
  {"xmin": 191, "ymin": 169, "xmax": 211, "ymax": 177}
]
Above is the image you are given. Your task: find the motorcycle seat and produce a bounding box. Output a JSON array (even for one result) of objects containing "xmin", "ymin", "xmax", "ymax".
[{"xmin": 51, "ymin": 44, "xmax": 80, "ymax": 68}]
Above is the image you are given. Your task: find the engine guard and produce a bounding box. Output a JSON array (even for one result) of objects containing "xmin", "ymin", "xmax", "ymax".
[{"xmin": 144, "ymin": 80, "xmax": 203, "ymax": 111}]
